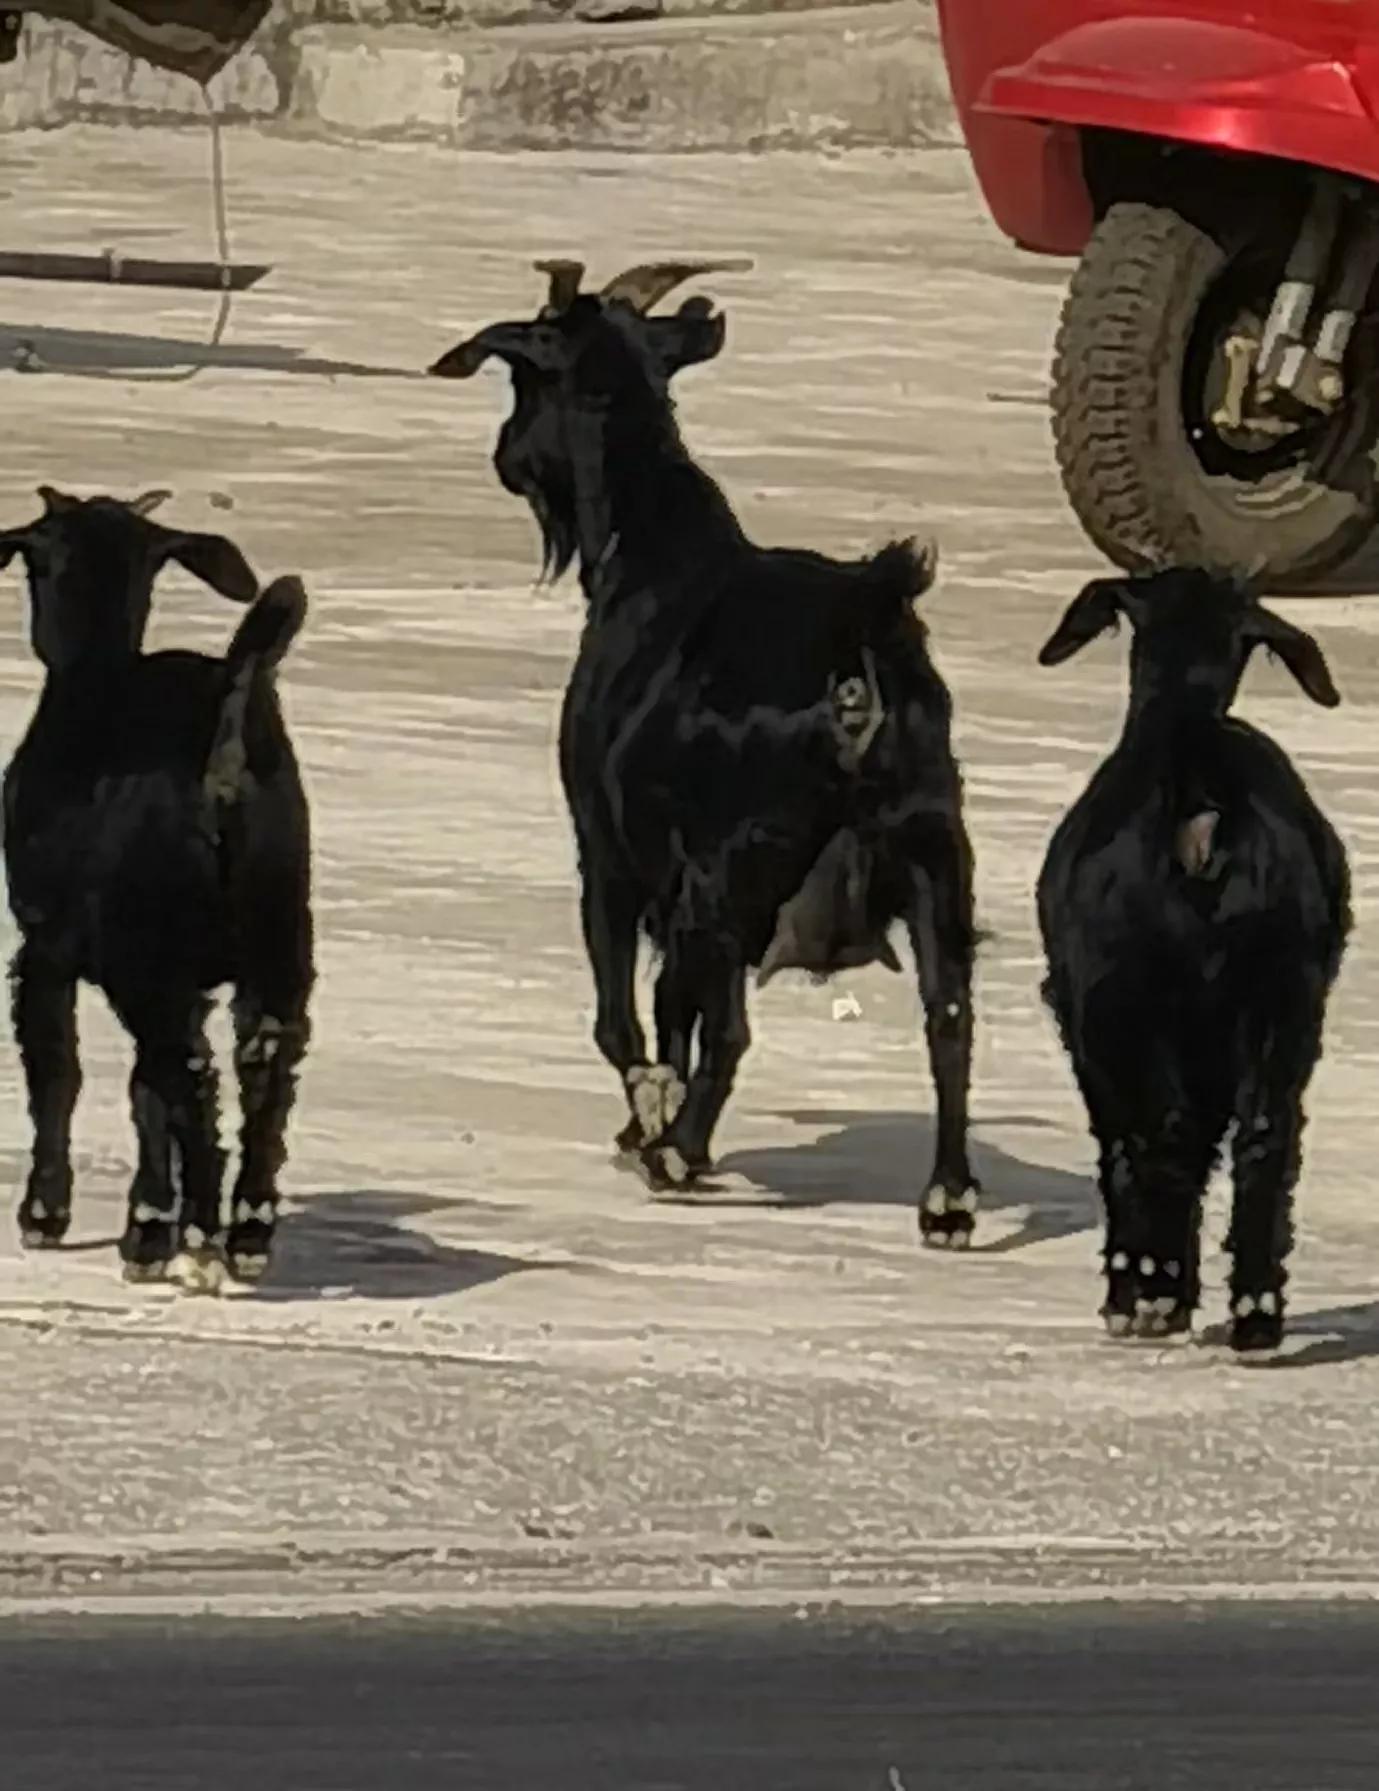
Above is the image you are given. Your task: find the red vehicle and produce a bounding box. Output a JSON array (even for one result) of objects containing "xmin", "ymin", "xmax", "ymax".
[{"xmin": 936, "ymin": 0, "xmax": 1379, "ymax": 586}]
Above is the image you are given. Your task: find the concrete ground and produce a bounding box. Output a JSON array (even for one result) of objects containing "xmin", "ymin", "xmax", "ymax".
[{"xmin": 4, "ymin": 128, "xmax": 1379, "ymax": 1610}]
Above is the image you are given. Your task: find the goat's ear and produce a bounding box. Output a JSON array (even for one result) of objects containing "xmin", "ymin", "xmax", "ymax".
[
  {"xmin": 1243, "ymin": 607, "xmax": 1340, "ymax": 707},
  {"xmin": 1037, "ymin": 578, "xmax": 1126, "ymax": 666},
  {"xmin": 153, "ymin": 528, "xmax": 259, "ymax": 604},
  {"xmin": 0, "ymin": 530, "xmax": 27, "ymax": 572},
  {"xmin": 646, "ymin": 296, "xmax": 726, "ymax": 378},
  {"xmin": 428, "ymin": 321, "xmax": 563, "ymax": 381}
]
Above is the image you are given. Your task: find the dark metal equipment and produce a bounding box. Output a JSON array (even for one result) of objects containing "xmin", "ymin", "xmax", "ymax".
[{"xmin": 0, "ymin": 250, "xmax": 270, "ymax": 292}]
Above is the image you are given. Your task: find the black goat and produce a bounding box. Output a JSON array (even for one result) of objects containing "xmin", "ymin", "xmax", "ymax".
[
  {"xmin": 1036, "ymin": 567, "xmax": 1350, "ymax": 1351},
  {"xmin": 431, "ymin": 260, "xmax": 980, "ymax": 1241},
  {"xmin": 1, "ymin": 487, "xmax": 313, "ymax": 1290}
]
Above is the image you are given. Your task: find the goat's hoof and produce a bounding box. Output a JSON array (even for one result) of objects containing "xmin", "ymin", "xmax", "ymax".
[
  {"xmin": 120, "ymin": 1219, "xmax": 179, "ymax": 1282},
  {"xmin": 227, "ymin": 1248, "xmax": 270, "ymax": 1285},
  {"xmin": 918, "ymin": 1181, "xmax": 978, "ymax": 1250},
  {"xmin": 18, "ymin": 1175, "xmax": 73, "ymax": 1248},
  {"xmin": 18, "ymin": 1204, "xmax": 71, "ymax": 1249},
  {"xmin": 1230, "ymin": 1291, "xmax": 1284, "ymax": 1355},
  {"xmin": 227, "ymin": 1202, "xmax": 275, "ymax": 1283},
  {"xmin": 1103, "ymin": 1252, "xmax": 1194, "ymax": 1342},
  {"xmin": 640, "ymin": 1143, "xmax": 696, "ymax": 1193},
  {"xmin": 169, "ymin": 1242, "xmax": 230, "ymax": 1297},
  {"xmin": 1101, "ymin": 1303, "xmax": 1192, "ymax": 1341},
  {"xmin": 626, "ymin": 1064, "xmax": 687, "ymax": 1145}
]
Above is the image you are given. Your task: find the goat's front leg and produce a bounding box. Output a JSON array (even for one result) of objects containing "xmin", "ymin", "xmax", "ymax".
[
  {"xmin": 641, "ymin": 956, "xmax": 748, "ymax": 1192},
  {"xmin": 906, "ymin": 837, "xmax": 979, "ymax": 1248},
  {"xmin": 1227, "ymin": 1009, "xmax": 1318, "ymax": 1354},
  {"xmin": 580, "ymin": 873, "xmax": 664, "ymax": 1153},
  {"xmin": 11, "ymin": 945, "xmax": 80, "ymax": 1248}
]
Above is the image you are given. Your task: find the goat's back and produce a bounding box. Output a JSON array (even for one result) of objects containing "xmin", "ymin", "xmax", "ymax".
[
  {"xmin": 1039, "ymin": 716, "xmax": 1349, "ymax": 981},
  {"xmin": 3, "ymin": 650, "xmax": 303, "ymax": 989}
]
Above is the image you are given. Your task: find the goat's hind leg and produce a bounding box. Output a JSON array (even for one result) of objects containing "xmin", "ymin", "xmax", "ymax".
[
  {"xmin": 224, "ymin": 888, "xmax": 313, "ymax": 1284},
  {"xmin": 224, "ymin": 988, "xmax": 311, "ymax": 1283},
  {"xmin": 641, "ymin": 956, "xmax": 748, "ymax": 1192},
  {"xmin": 113, "ymin": 988, "xmax": 226, "ymax": 1289},
  {"xmin": 1226, "ymin": 997, "xmax": 1321, "ymax": 1355},
  {"xmin": 11, "ymin": 946, "xmax": 80, "ymax": 1248},
  {"xmin": 580, "ymin": 873, "xmax": 665, "ymax": 1155},
  {"xmin": 906, "ymin": 840, "xmax": 980, "ymax": 1248},
  {"xmin": 1075, "ymin": 999, "xmax": 1217, "ymax": 1339}
]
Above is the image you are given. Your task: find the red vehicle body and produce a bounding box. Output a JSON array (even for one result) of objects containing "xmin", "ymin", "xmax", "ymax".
[{"xmin": 935, "ymin": 2, "xmax": 1379, "ymax": 585}]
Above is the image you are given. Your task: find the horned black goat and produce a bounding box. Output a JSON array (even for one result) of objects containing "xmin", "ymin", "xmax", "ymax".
[
  {"xmin": 1036, "ymin": 567, "xmax": 1350, "ymax": 1352},
  {"xmin": 430, "ymin": 260, "xmax": 981, "ymax": 1242},
  {"xmin": 1, "ymin": 487, "xmax": 313, "ymax": 1290}
]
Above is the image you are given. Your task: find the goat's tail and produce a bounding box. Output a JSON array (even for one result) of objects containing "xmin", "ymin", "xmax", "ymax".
[
  {"xmin": 861, "ymin": 535, "xmax": 938, "ymax": 621},
  {"xmin": 205, "ymin": 576, "xmax": 307, "ymax": 803}
]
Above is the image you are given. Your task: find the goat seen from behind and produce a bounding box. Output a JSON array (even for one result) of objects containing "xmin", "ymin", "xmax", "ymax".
[
  {"xmin": 431, "ymin": 260, "xmax": 981, "ymax": 1242},
  {"xmin": 1036, "ymin": 568, "xmax": 1350, "ymax": 1352},
  {"xmin": 1, "ymin": 488, "xmax": 314, "ymax": 1290}
]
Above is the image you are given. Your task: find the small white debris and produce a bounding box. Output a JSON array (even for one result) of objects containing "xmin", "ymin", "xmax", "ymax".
[
  {"xmin": 925, "ymin": 1186, "xmax": 949, "ymax": 1217},
  {"xmin": 957, "ymin": 1186, "xmax": 979, "ymax": 1214},
  {"xmin": 1234, "ymin": 1294, "xmax": 1257, "ymax": 1318},
  {"xmin": 1110, "ymin": 1251, "xmax": 1129, "ymax": 1272},
  {"xmin": 1139, "ymin": 1256, "xmax": 1156, "ymax": 1277},
  {"xmin": 1165, "ymin": 1261, "xmax": 1181, "ymax": 1279},
  {"xmin": 1257, "ymin": 1291, "xmax": 1279, "ymax": 1315},
  {"xmin": 832, "ymin": 993, "xmax": 863, "ymax": 1022}
]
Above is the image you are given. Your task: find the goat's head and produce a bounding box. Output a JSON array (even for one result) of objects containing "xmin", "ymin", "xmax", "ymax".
[
  {"xmin": 427, "ymin": 258, "xmax": 749, "ymax": 576},
  {"xmin": 1036, "ymin": 566, "xmax": 1339, "ymax": 714},
  {"xmin": 0, "ymin": 486, "xmax": 259, "ymax": 672}
]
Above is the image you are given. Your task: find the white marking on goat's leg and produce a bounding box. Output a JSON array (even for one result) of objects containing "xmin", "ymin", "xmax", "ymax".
[{"xmin": 629, "ymin": 1063, "xmax": 686, "ymax": 1141}]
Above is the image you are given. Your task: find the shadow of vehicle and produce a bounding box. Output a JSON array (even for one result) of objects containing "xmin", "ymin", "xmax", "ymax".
[{"xmin": 0, "ymin": 320, "xmax": 424, "ymax": 381}]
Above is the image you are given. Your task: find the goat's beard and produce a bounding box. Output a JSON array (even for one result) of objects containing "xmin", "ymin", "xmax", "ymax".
[{"xmin": 494, "ymin": 430, "xmax": 578, "ymax": 585}]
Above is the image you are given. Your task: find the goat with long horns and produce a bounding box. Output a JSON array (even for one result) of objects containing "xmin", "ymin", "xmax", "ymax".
[{"xmin": 429, "ymin": 258, "xmax": 983, "ymax": 1248}]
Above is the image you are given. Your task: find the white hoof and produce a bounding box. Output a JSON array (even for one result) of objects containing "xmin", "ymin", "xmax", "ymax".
[
  {"xmin": 629, "ymin": 1064, "xmax": 686, "ymax": 1141},
  {"xmin": 170, "ymin": 1248, "xmax": 229, "ymax": 1296}
]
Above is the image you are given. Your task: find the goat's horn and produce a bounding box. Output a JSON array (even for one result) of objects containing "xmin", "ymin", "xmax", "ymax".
[
  {"xmin": 600, "ymin": 257, "xmax": 754, "ymax": 314},
  {"xmin": 533, "ymin": 258, "xmax": 585, "ymax": 313},
  {"xmin": 130, "ymin": 488, "xmax": 173, "ymax": 517}
]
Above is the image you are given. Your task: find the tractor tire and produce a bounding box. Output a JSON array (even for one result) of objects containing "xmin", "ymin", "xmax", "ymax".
[{"xmin": 1051, "ymin": 200, "xmax": 1379, "ymax": 591}]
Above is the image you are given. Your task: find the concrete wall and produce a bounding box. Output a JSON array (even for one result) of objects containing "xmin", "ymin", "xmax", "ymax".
[{"xmin": 0, "ymin": 0, "xmax": 957, "ymax": 149}]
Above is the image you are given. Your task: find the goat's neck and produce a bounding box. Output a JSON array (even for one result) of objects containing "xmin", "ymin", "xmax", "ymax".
[
  {"xmin": 566, "ymin": 387, "xmax": 742, "ymax": 609},
  {"xmin": 37, "ymin": 655, "xmax": 137, "ymax": 714},
  {"xmin": 1120, "ymin": 694, "xmax": 1225, "ymax": 787}
]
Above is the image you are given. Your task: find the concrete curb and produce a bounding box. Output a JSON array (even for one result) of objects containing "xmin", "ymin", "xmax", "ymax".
[{"xmin": 0, "ymin": 1, "xmax": 959, "ymax": 150}]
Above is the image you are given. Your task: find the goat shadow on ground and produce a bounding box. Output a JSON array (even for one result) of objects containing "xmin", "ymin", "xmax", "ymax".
[
  {"xmin": 706, "ymin": 1109, "xmax": 1097, "ymax": 1252},
  {"xmin": 0, "ymin": 321, "xmax": 423, "ymax": 382},
  {"xmin": 1241, "ymin": 1298, "xmax": 1379, "ymax": 1370},
  {"xmin": 255, "ymin": 1188, "xmax": 544, "ymax": 1304}
]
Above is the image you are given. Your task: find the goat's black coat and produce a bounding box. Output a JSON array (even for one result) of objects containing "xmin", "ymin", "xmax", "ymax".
[
  {"xmin": 1036, "ymin": 568, "xmax": 1350, "ymax": 1350},
  {"xmin": 1, "ymin": 489, "xmax": 313, "ymax": 1287},
  {"xmin": 433, "ymin": 269, "xmax": 980, "ymax": 1234}
]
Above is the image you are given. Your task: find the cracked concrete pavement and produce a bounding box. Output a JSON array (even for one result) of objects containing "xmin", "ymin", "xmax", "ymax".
[{"xmin": 5, "ymin": 130, "xmax": 1379, "ymax": 1609}]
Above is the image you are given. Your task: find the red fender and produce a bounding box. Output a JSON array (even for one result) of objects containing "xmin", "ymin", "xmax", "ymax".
[{"xmin": 979, "ymin": 18, "xmax": 1379, "ymax": 183}]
